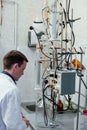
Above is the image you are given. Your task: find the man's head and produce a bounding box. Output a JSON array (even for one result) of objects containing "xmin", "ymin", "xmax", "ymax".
[{"xmin": 3, "ymin": 50, "xmax": 28, "ymax": 80}]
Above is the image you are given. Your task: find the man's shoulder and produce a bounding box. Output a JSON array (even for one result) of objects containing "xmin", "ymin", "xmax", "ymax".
[{"xmin": 0, "ymin": 73, "xmax": 18, "ymax": 101}]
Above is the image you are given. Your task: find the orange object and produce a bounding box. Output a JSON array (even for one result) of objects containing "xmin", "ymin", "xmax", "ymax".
[{"xmin": 72, "ymin": 58, "xmax": 86, "ymax": 70}]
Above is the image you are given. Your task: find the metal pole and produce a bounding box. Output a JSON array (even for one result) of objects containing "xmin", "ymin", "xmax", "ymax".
[{"xmin": 76, "ymin": 53, "xmax": 83, "ymax": 130}]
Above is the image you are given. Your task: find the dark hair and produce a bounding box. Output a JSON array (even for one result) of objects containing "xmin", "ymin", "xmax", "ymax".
[{"xmin": 3, "ymin": 50, "xmax": 28, "ymax": 69}]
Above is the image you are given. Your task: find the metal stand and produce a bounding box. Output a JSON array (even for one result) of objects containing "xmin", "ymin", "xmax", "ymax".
[{"xmin": 76, "ymin": 52, "xmax": 87, "ymax": 130}]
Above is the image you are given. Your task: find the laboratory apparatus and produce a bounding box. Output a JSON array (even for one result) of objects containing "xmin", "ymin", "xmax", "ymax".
[{"xmin": 29, "ymin": 0, "xmax": 87, "ymax": 130}]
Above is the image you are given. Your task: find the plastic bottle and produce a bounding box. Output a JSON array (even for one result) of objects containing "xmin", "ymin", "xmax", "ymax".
[{"xmin": 57, "ymin": 99, "xmax": 63, "ymax": 113}]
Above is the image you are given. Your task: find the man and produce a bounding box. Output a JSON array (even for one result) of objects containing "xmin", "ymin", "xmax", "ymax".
[{"xmin": 0, "ymin": 50, "xmax": 30, "ymax": 130}]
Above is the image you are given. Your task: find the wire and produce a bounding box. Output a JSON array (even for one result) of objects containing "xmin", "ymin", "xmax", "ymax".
[{"xmin": 42, "ymin": 6, "xmax": 51, "ymax": 38}]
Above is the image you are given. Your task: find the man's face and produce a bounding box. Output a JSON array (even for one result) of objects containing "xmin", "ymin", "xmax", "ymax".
[{"xmin": 13, "ymin": 61, "xmax": 27, "ymax": 81}]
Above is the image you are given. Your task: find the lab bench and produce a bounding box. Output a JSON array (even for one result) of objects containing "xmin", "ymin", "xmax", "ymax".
[{"xmin": 21, "ymin": 103, "xmax": 77, "ymax": 130}]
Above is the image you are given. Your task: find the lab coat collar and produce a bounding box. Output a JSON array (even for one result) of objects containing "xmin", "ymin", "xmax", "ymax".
[{"xmin": 2, "ymin": 71, "xmax": 16, "ymax": 84}]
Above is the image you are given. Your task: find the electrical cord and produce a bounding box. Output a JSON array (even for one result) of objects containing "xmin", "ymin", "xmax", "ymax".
[
  {"xmin": 42, "ymin": 79, "xmax": 58, "ymax": 126},
  {"xmin": 57, "ymin": 0, "xmax": 75, "ymax": 46}
]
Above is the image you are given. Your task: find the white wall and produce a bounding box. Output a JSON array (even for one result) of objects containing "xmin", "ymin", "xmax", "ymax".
[{"xmin": 0, "ymin": 0, "xmax": 87, "ymax": 105}]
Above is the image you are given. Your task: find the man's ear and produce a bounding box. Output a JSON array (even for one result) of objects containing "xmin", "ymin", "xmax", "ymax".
[{"xmin": 13, "ymin": 63, "xmax": 19, "ymax": 69}]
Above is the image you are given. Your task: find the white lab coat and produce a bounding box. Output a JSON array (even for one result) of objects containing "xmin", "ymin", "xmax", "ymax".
[{"xmin": 0, "ymin": 73, "xmax": 27, "ymax": 130}]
